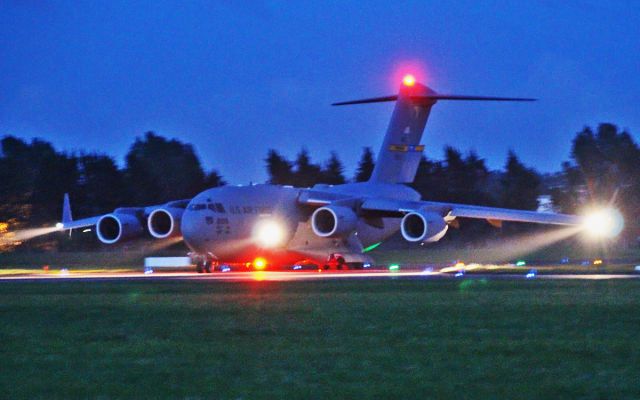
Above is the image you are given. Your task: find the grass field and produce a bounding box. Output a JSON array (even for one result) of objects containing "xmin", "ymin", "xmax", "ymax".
[{"xmin": 1, "ymin": 278, "xmax": 639, "ymax": 399}]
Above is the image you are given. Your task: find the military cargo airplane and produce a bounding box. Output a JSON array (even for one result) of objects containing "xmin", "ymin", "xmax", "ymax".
[{"xmin": 57, "ymin": 75, "xmax": 624, "ymax": 271}]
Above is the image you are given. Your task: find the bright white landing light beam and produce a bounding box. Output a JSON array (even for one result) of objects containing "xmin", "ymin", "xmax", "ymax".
[
  {"xmin": 253, "ymin": 219, "xmax": 286, "ymax": 248},
  {"xmin": 583, "ymin": 208, "xmax": 624, "ymax": 239}
]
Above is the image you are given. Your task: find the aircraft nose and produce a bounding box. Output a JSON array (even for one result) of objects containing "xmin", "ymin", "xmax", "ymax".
[{"xmin": 181, "ymin": 208, "xmax": 207, "ymax": 251}]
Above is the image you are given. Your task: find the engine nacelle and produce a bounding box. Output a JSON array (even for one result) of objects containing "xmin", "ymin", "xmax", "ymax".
[
  {"xmin": 400, "ymin": 211, "xmax": 448, "ymax": 243},
  {"xmin": 147, "ymin": 208, "xmax": 184, "ymax": 239},
  {"xmin": 96, "ymin": 213, "xmax": 143, "ymax": 244},
  {"xmin": 311, "ymin": 205, "xmax": 358, "ymax": 238}
]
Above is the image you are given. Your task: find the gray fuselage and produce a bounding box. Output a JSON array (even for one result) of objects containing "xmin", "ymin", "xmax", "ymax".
[{"xmin": 180, "ymin": 182, "xmax": 420, "ymax": 264}]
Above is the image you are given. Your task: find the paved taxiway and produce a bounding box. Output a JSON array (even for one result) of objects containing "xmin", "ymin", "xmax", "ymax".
[{"xmin": 1, "ymin": 269, "xmax": 639, "ymax": 282}]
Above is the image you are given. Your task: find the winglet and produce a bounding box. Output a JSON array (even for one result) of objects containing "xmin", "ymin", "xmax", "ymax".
[{"xmin": 62, "ymin": 193, "xmax": 73, "ymax": 225}]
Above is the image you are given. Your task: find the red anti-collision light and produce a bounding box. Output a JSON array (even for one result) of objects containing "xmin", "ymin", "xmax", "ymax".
[{"xmin": 402, "ymin": 74, "xmax": 416, "ymax": 87}]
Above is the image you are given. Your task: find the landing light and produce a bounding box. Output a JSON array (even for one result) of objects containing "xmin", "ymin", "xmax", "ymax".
[
  {"xmin": 253, "ymin": 219, "xmax": 285, "ymax": 248},
  {"xmin": 55, "ymin": 222, "xmax": 64, "ymax": 230},
  {"xmin": 403, "ymin": 74, "xmax": 416, "ymax": 87},
  {"xmin": 583, "ymin": 208, "xmax": 624, "ymax": 239}
]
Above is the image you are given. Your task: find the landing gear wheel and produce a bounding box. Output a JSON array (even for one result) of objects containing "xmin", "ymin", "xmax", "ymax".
[
  {"xmin": 204, "ymin": 261, "xmax": 212, "ymax": 273},
  {"xmin": 336, "ymin": 256, "xmax": 346, "ymax": 270},
  {"xmin": 196, "ymin": 262, "xmax": 204, "ymax": 274}
]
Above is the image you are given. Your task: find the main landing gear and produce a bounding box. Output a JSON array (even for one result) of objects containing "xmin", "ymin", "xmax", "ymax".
[
  {"xmin": 195, "ymin": 256, "xmax": 216, "ymax": 273},
  {"xmin": 323, "ymin": 254, "xmax": 347, "ymax": 270}
]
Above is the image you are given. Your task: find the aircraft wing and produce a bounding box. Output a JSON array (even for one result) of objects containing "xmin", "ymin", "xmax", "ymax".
[
  {"xmin": 61, "ymin": 216, "xmax": 102, "ymax": 230},
  {"xmin": 57, "ymin": 194, "xmax": 192, "ymax": 243},
  {"xmin": 298, "ymin": 190, "xmax": 583, "ymax": 226},
  {"xmin": 442, "ymin": 203, "xmax": 581, "ymax": 225},
  {"xmin": 359, "ymin": 198, "xmax": 582, "ymax": 226}
]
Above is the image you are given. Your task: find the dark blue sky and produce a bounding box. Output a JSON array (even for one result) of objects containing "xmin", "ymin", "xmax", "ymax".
[{"xmin": 2, "ymin": 1, "xmax": 639, "ymax": 184}]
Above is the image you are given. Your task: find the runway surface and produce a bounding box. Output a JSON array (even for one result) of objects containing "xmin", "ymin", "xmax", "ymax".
[{"xmin": 1, "ymin": 269, "xmax": 639, "ymax": 282}]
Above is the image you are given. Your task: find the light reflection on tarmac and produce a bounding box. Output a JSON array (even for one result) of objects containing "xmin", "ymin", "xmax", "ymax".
[{"xmin": 0, "ymin": 269, "xmax": 639, "ymax": 282}]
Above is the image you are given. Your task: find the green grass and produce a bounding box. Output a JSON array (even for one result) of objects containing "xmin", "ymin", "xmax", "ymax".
[
  {"xmin": 371, "ymin": 239, "xmax": 640, "ymax": 266},
  {"xmin": 1, "ymin": 279, "xmax": 639, "ymax": 399}
]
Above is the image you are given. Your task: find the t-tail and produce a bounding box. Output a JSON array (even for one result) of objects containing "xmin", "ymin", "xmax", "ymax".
[{"xmin": 333, "ymin": 75, "xmax": 536, "ymax": 183}]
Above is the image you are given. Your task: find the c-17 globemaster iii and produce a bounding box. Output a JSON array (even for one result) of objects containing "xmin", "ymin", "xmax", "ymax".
[{"xmin": 58, "ymin": 75, "xmax": 624, "ymax": 272}]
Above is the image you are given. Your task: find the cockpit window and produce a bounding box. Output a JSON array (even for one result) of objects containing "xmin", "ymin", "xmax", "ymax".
[
  {"xmin": 168, "ymin": 200, "xmax": 190, "ymax": 209},
  {"xmin": 188, "ymin": 204, "xmax": 207, "ymax": 211},
  {"xmin": 215, "ymin": 203, "xmax": 226, "ymax": 213},
  {"xmin": 207, "ymin": 204, "xmax": 217, "ymax": 212}
]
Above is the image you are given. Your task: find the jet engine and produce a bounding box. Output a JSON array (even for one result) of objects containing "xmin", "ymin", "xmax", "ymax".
[
  {"xmin": 400, "ymin": 210, "xmax": 448, "ymax": 243},
  {"xmin": 147, "ymin": 208, "xmax": 184, "ymax": 239},
  {"xmin": 96, "ymin": 213, "xmax": 144, "ymax": 244},
  {"xmin": 311, "ymin": 205, "xmax": 358, "ymax": 238}
]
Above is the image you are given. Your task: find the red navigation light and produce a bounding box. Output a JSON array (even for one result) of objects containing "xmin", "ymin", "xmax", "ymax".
[
  {"xmin": 253, "ymin": 257, "xmax": 267, "ymax": 270},
  {"xmin": 402, "ymin": 74, "xmax": 416, "ymax": 87}
]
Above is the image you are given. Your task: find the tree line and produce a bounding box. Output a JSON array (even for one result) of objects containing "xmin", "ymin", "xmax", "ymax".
[
  {"xmin": 0, "ymin": 132, "xmax": 223, "ymax": 230},
  {"xmin": 1, "ymin": 122, "xmax": 638, "ymax": 249}
]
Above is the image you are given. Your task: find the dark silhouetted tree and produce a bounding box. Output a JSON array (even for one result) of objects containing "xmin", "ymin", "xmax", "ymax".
[
  {"xmin": 73, "ymin": 154, "xmax": 125, "ymax": 216},
  {"xmin": 0, "ymin": 136, "xmax": 77, "ymax": 224},
  {"xmin": 293, "ymin": 148, "xmax": 322, "ymax": 187},
  {"xmin": 204, "ymin": 170, "xmax": 226, "ymax": 188},
  {"xmin": 443, "ymin": 147, "xmax": 492, "ymax": 205},
  {"xmin": 411, "ymin": 155, "xmax": 448, "ymax": 201},
  {"xmin": 500, "ymin": 151, "xmax": 540, "ymax": 210},
  {"xmin": 355, "ymin": 147, "xmax": 375, "ymax": 182},
  {"xmin": 124, "ymin": 132, "xmax": 207, "ymax": 204},
  {"xmin": 321, "ymin": 152, "xmax": 346, "ymax": 184},
  {"xmin": 265, "ymin": 149, "xmax": 294, "ymax": 185}
]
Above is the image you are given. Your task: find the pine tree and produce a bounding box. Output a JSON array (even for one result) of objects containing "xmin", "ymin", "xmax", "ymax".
[
  {"xmin": 124, "ymin": 132, "xmax": 208, "ymax": 204},
  {"xmin": 354, "ymin": 147, "xmax": 375, "ymax": 182},
  {"xmin": 293, "ymin": 148, "xmax": 322, "ymax": 187},
  {"xmin": 321, "ymin": 152, "xmax": 346, "ymax": 184},
  {"xmin": 500, "ymin": 150, "xmax": 540, "ymax": 210},
  {"xmin": 265, "ymin": 149, "xmax": 293, "ymax": 185}
]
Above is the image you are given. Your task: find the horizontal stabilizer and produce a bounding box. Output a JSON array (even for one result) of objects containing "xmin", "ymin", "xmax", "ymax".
[
  {"xmin": 332, "ymin": 96, "xmax": 399, "ymax": 106},
  {"xmin": 333, "ymin": 94, "xmax": 535, "ymax": 106},
  {"xmin": 335, "ymin": 80, "xmax": 536, "ymax": 184}
]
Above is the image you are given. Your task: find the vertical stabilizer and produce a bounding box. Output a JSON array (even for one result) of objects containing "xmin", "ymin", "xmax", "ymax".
[
  {"xmin": 369, "ymin": 82, "xmax": 436, "ymax": 183},
  {"xmin": 332, "ymin": 79, "xmax": 535, "ymax": 184},
  {"xmin": 62, "ymin": 193, "xmax": 73, "ymax": 224}
]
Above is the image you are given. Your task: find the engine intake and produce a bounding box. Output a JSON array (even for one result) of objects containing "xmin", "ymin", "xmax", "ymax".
[
  {"xmin": 400, "ymin": 211, "xmax": 448, "ymax": 243},
  {"xmin": 148, "ymin": 208, "xmax": 184, "ymax": 239},
  {"xmin": 311, "ymin": 206, "xmax": 357, "ymax": 238},
  {"xmin": 96, "ymin": 213, "xmax": 143, "ymax": 244}
]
